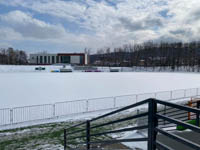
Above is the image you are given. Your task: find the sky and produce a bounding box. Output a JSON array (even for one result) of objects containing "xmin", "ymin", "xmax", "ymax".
[{"xmin": 0, "ymin": 0, "xmax": 200, "ymax": 53}]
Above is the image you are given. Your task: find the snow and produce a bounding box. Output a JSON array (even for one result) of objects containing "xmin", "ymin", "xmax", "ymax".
[
  {"xmin": 0, "ymin": 108, "xmax": 114, "ymax": 130},
  {"xmin": 0, "ymin": 65, "xmax": 63, "ymax": 73},
  {"xmin": 1, "ymin": 65, "xmax": 200, "ymax": 129},
  {"xmin": 0, "ymin": 70, "xmax": 200, "ymax": 108},
  {"xmin": 121, "ymin": 130, "xmax": 147, "ymax": 150},
  {"xmin": 1, "ymin": 65, "xmax": 200, "ymax": 149}
]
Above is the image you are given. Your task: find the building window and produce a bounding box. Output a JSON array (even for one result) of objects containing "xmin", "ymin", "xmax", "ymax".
[
  {"xmin": 56, "ymin": 56, "xmax": 59, "ymax": 63},
  {"xmin": 48, "ymin": 56, "xmax": 50, "ymax": 64},
  {"xmin": 40, "ymin": 56, "xmax": 43, "ymax": 64},
  {"xmin": 36, "ymin": 56, "xmax": 38, "ymax": 64},
  {"xmin": 44, "ymin": 56, "xmax": 47, "ymax": 64},
  {"xmin": 52, "ymin": 56, "xmax": 55, "ymax": 64},
  {"xmin": 61, "ymin": 56, "xmax": 70, "ymax": 63},
  {"xmin": 80, "ymin": 55, "xmax": 84, "ymax": 65}
]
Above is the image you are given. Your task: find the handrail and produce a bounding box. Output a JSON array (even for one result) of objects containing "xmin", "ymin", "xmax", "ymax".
[
  {"xmin": 91, "ymin": 112, "xmax": 148, "ymax": 129},
  {"xmin": 90, "ymin": 125, "xmax": 148, "ymax": 137},
  {"xmin": 156, "ymin": 114, "xmax": 200, "ymax": 133},
  {"xmin": 90, "ymin": 99, "xmax": 149, "ymax": 122},
  {"xmin": 64, "ymin": 98, "xmax": 200, "ymax": 150},
  {"xmin": 64, "ymin": 99, "xmax": 150, "ymax": 150},
  {"xmin": 156, "ymin": 99, "xmax": 200, "ymax": 114},
  {"xmin": 89, "ymin": 138, "xmax": 148, "ymax": 144}
]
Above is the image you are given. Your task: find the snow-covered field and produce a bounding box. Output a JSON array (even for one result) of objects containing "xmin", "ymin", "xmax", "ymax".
[
  {"xmin": 1, "ymin": 65, "xmax": 200, "ymax": 149},
  {"xmin": 1, "ymin": 65, "xmax": 200, "ymax": 109}
]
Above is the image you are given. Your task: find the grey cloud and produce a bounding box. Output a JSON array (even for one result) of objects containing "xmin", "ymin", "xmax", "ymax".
[
  {"xmin": 119, "ymin": 15, "xmax": 163, "ymax": 32},
  {"xmin": 0, "ymin": 11, "xmax": 66, "ymax": 40},
  {"xmin": 155, "ymin": 35, "xmax": 182, "ymax": 43},
  {"xmin": 185, "ymin": 7, "xmax": 200, "ymax": 24},
  {"xmin": 145, "ymin": 17, "xmax": 163, "ymax": 27},
  {"xmin": 118, "ymin": 17, "xmax": 144, "ymax": 31},
  {"xmin": 192, "ymin": 9, "xmax": 200, "ymax": 20},
  {"xmin": 169, "ymin": 28, "xmax": 193, "ymax": 37},
  {"xmin": 0, "ymin": 27, "xmax": 22, "ymax": 40},
  {"xmin": 13, "ymin": 24, "xmax": 65, "ymax": 39}
]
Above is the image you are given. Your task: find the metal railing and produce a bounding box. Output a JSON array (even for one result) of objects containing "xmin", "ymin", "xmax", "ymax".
[
  {"xmin": 0, "ymin": 87, "xmax": 200, "ymax": 127},
  {"xmin": 64, "ymin": 98, "xmax": 200, "ymax": 150}
]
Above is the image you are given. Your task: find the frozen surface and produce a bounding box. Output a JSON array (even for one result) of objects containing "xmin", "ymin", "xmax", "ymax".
[
  {"xmin": 1, "ymin": 70, "xmax": 200, "ymax": 108},
  {"xmin": 122, "ymin": 130, "xmax": 147, "ymax": 150}
]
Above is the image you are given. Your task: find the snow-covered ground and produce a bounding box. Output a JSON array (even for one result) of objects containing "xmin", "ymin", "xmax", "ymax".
[
  {"xmin": 1, "ymin": 66, "xmax": 200, "ymax": 108},
  {"xmin": 0, "ymin": 65, "xmax": 63, "ymax": 73},
  {"xmin": 1, "ymin": 65, "xmax": 200, "ymax": 149}
]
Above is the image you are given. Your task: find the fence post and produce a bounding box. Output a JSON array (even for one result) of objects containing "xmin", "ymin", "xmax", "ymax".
[
  {"xmin": 154, "ymin": 93, "xmax": 157, "ymax": 99},
  {"xmin": 170, "ymin": 91, "xmax": 173, "ymax": 99},
  {"xmin": 53, "ymin": 104, "xmax": 56, "ymax": 117},
  {"xmin": 86, "ymin": 100, "xmax": 89, "ymax": 112},
  {"xmin": 86, "ymin": 120, "xmax": 90, "ymax": 150},
  {"xmin": 196, "ymin": 101, "xmax": 200, "ymax": 127},
  {"xmin": 184, "ymin": 89, "xmax": 186, "ymax": 97},
  {"xmin": 113, "ymin": 97, "xmax": 116, "ymax": 108},
  {"xmin": 64, "ymin": 129, "xmax": 67, "ymax": 150},
  {"xmin": 148, "ymin": 99, "xmax": 158, "ymax": 150},
  {"xmin": 136, "ymin": 95, "xmax": 138, "ymax": 103},
  {"xmin": 10, "ymin": 109, "xmax": 13, "ymax": 124},
  {"xmin": 137, "ymin": 109, "xmax": 140, "ymax": 115}
]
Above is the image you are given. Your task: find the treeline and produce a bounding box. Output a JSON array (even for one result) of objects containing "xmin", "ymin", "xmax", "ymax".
[
  {"xmin": 0, "ymin": 47, "xmax": 28, "ymax": 65},
  {"xmin": 90, "ymin": 41, "xmax": 200, "ymax": 70}
]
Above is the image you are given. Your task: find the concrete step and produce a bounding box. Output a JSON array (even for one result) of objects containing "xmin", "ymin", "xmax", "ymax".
[{"xmin": 157, "ymin": 131, "xmax": 200, "ymax": 150}]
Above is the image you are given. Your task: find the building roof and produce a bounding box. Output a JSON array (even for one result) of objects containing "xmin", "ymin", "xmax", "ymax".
[{"xmin": 57, "ymin": 53, "xmax": 85, "ymax": 56}]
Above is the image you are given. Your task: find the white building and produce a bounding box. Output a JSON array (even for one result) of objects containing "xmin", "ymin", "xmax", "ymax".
[{"xmin": 29, "ymin": 52, "xmax": 88, "ymax": 65}]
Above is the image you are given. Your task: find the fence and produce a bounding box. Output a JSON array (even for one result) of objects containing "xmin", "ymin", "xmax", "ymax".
[
  {"xmin": 64, "ymin": 98, "xmax": 200, "ymax": 150},
  {"xmin": 0, "ymin": 87, "xmax": 200, "ymax": 127}
]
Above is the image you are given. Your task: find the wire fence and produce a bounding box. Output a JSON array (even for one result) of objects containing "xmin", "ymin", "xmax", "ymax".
[{"xmin": 0, "ymin": 87, "xmax": 200, "ymax": 127}]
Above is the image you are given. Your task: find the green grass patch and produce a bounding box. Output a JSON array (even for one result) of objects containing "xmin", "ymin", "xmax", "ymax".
[{"xmin": 176, "ymin": 120, "xmax": 200, "ymax": 131}]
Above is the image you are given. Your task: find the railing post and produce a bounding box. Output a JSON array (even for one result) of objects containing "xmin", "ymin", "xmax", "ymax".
[
  {"xmin": 113, "ymin": 97, "xmax": 116, "ymax": 108},
  {"xmin": 86, "ymin": 100, "xmax": 89, "ymax": 112},
  {"xmin": 154, "ymin": 93, "xmax": 157, "ymax": 99},
  {"xmin": 86, "ymin": 120, "xmax": 90, "ymax": 150},
  {"xmin": 170, "ymin": 91, "xmax": 173, "ymax": 99},
  {"xmin": 164, "ymin": 105, "xmax": 166, "ymax": 126},
  {"xmin": 184, "ymin": 89, "xmax": 186, "ymax": 97},
  {"xmin": 136, "ymin": 95, "xmax": 138, "ymax": 103},
  {"xmin": 196, "ymin": 101, "xmax": 200, "ymax": 127},
  {"xmin": 137, "ymin": 109, "xmax": 140, "ymax": 115},
  {"xmin": 53, "ymin": 104, "xmax": 56, "ymax": 117},
  {"xmin": 10, "ymin": 108, "xmax": 13, "ymax": 124},
  {"xmin": 148, "ymin": 99, "xmax": 158, "ymax": 150},
  {"xmin": 64, "ymin": 129, "xmax": 67, "ymax": 150}
]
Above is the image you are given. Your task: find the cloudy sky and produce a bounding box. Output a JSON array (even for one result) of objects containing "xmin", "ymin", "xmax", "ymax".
[{"xmin": 0, "ymin": 0, "xmax": 200, "ymax": 53}]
